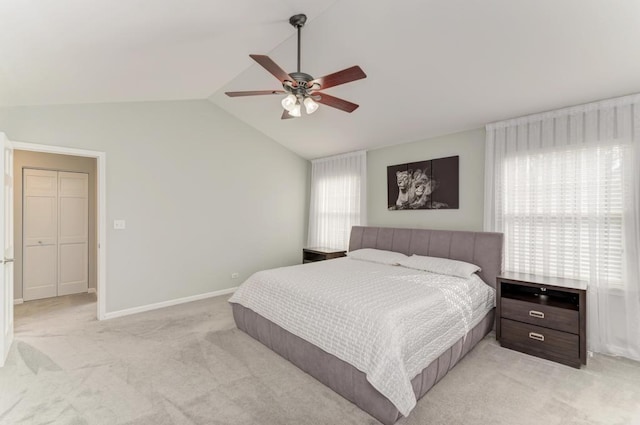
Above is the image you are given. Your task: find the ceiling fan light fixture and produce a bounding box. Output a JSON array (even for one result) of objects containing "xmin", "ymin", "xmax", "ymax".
[
  {"xmin": 281, "ymin": 94, "xmax": 297, "ymax": 112},
  {"xmin": 289, "ymin": 102, "xmax": 302, "ymax": 117},
  {"xmin": 304, "ymin": 97, "xmax": 319, "ymax": 114}
]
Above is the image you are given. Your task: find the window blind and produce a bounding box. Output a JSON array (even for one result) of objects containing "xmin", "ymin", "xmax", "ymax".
[{"xmin": 500, "ymin": 144, "xmax": 627, "ymax": 284}]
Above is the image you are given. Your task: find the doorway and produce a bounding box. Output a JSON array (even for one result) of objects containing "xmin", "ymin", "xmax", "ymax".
[
  {"xmin": 1, "ymin": 137, "xmax": 106, "ymax": 366},
  {"xmin": 11, "ymin": 141, "xmax": 106, "ymax": 320}
]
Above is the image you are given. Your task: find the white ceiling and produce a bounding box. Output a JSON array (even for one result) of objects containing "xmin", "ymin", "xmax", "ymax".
[
  {"xmin": 3, "ymin": 1, "xmax": 640, "ymax": 159},
  {"xmin": 0, "ymin": 0, "xmax": 338, "ymax": 105}
]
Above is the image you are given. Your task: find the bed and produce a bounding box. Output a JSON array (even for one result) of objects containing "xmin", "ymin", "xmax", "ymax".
[{"xmin": 229, "ymin": 226, "xmax": 503, "ymax": 424}]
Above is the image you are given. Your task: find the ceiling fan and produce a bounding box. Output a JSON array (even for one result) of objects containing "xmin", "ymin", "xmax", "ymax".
[{"xmin": 225, "ymin": 13, "xmax": 367, "ymax": 120}]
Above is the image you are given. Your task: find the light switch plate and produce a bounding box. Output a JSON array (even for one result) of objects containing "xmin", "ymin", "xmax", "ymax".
[{"xmin": 113, "ymin": 220, "xmax": 126, "ymax": 230}]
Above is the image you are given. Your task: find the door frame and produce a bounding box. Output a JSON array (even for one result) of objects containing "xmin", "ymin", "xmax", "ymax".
[{"xmin": 12, "ymin": 141, "xmax": 107, "ymax": 320}]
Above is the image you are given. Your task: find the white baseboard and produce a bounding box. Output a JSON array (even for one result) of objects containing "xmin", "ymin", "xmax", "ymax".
[
  {"xmin": 13, "ymin": 299, "xmax": 23, "ymax": 305},
  {"xmin": 87, "ymin": 288, "xmax": 97, "ymax": 294},
  {"xmin": 102, "ymin": 286, "xmax": 238, "ymax": 320}
]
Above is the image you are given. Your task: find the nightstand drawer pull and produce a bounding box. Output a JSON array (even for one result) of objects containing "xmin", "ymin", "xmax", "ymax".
[
  {"xmin": 528, "ymin": 332, "xmax": 545, "ymax": 342},
  {"xmin": 529, "ymin": 310, "xmax": 545, "ymax": 319}
]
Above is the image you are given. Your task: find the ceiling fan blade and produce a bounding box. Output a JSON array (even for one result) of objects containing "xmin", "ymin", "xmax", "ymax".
[
  {"xmin": 249, "ymin": 54, "xmax": 294, "ymax": 85},
  {"xmin": 315, "ymin": 92, "xmax": 359, "ymax": 113},
  {"xmin": 308, "ymin": 65, "xmax": 366, "ymax": 91},
  {"xmin": 225, "ymin": 90, "xmax": 286, "ymax": 97},
  {"xmin": 281, "ymin": 110, "xmax": 297, "ymax": 120}
]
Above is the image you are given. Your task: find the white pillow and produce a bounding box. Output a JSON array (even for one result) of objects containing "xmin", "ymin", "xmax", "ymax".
[
  {"xmin": 347, "ymin": 248, "xmax": 408, "ymax": 265},
  {"xmin": 398, "ymin": 255, "xmax": 481, "ymax": 279}
]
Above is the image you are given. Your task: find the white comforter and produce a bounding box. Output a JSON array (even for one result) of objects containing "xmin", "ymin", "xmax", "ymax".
[{"xmin": 228, "ymin": 257, "xmax": 495, "ymax": 416}]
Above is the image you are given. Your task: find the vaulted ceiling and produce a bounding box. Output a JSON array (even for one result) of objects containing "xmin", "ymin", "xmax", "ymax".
[{"xmin": 2, "ymin": 0, "xmax": 640, "ymax": 159}]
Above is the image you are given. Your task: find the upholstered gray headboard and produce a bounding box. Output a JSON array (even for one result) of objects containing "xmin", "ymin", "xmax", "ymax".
[{"xmin": 349, "ymin": 226, "xmax": 504, "ymax": 288}]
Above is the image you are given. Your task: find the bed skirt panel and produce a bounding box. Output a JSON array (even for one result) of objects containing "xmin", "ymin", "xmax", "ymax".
[{"xmin": 232, "ymin": 303, "xmax": 495, "ymax": 425}]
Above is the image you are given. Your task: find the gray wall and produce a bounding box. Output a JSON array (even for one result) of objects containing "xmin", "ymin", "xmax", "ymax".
[
  {"xmin": 0, "ymin": 100, "xmax": 309, "ymax": 313},
  {"xmin": 13, "ymin": 151, "xmax": 98, "ymax": 300},
  {"xmin": 367, "ymin": 128, "xmax": 485, "ymax": 231}
]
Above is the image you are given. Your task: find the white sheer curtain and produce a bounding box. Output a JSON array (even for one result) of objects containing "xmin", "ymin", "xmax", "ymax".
[
  {"xmin": 485, "ymin": 94, "xmax": 640, "ymax": 360},
  {"xmin": 308, "ymin": 151, "xmax": 367, "ymax": 250}
]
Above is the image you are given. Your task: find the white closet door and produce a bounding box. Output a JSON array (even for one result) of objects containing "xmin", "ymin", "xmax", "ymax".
[
  {"xmin": 57, "ymin": 172, "xmax": 88, "ymax": 296},
  {"xmin": 23, "ymin": 169, "xmax": 58, "ymax": 301}
]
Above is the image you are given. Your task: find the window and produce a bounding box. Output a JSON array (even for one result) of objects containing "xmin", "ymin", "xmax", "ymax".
[
  {"xmin": 307, "ymin": 151, "xmax": 366, "ymax": 250},
  {"xmin": 500, "ymin": 144, "xmax": 627, "ymax": 285}
]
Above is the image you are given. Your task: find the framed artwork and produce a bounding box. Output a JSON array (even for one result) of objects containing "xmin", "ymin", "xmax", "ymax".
[{"xmin": 387, "ymin": 156, "xmax": 459, "ymax": 210}]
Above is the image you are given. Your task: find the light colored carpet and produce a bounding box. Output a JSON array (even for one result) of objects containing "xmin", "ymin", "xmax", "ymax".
[{"xmin": 1, "ymin": 293, "xmax": 639, "ymax": 425}]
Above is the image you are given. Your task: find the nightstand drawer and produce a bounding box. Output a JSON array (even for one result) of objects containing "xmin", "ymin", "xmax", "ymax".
[
  {"xmin": 501, "ymin": 297, "xmax": 579, "ymax": 334},
  {"xmin": 501, "ymin": 318, "xmax": 579, "ymax": 362}
]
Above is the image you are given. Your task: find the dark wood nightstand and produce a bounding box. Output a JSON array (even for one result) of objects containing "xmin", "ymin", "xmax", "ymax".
[
  {"xmin": 302, "ymin": 247, "xmax": 347, "ymax": 264},
  {"xmin": 496, "ymin": 272, "xmax": 587, "ymax": 368}
]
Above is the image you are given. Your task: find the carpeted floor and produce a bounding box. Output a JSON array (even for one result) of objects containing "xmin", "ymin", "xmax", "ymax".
[{"xmin": 1, "ymin": 293, "xmax": 639, "ymax": 425}]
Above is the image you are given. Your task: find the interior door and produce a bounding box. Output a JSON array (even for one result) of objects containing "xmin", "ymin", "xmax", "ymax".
[
  {"xmin": 23, "ymin": 169, "xmax": 58, "ymax": 301},
  {"xmin": 57, "ymin": 172, "xmax": 88, "ymax": 296},
  {"xmin": 1, "ymin": 132, "xmax": 14, "ymax": 367}
]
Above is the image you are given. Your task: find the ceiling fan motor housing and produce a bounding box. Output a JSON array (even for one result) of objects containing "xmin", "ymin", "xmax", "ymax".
[{"xmin": 283, "ymin": 71, "xmax": 319, "ymax": 97}]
